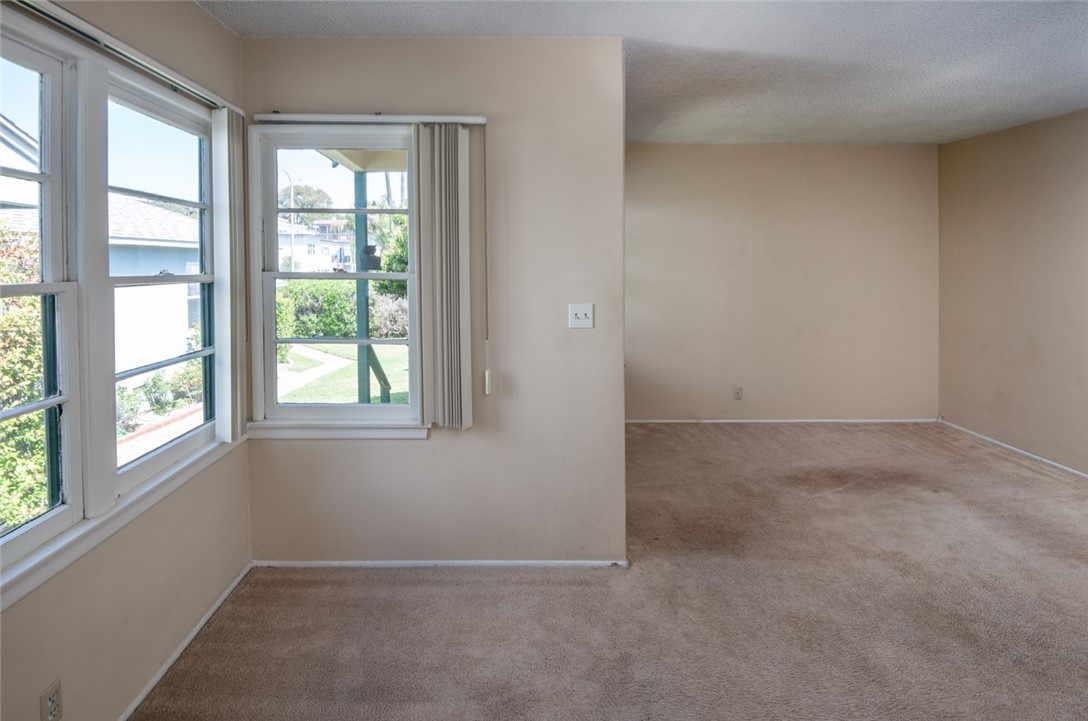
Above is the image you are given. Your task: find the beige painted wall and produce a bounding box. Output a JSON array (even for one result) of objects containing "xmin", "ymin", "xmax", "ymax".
[
  {"xmin": 939, "ymin": 110, "xmax": 1088, "ymax": 474},
  {"xmin": 625, "ymin": 144, "xmax": 939, "ymax": 420},
  {"xmin": 0, "ymin": 446, "xmax": 250, "ymax": 721},
  {"xmin": 245, "ymin": 38, "xmax": 627, "ymax": 561},
  {"xmin": 57, "ymin": 0, "xmax": 243, "ymax": 107}
]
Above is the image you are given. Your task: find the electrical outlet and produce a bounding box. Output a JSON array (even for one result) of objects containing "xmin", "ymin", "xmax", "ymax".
[
  {"xmin": 733, "ymin": 386, "xmax": 743, "ymax": 401},
  {"xmin": 40, "ymin": 678, "xmax": 62, "ymax": 721}
]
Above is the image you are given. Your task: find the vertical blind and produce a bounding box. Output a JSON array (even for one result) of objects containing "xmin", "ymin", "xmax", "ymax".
[{"xmin": 419, "ymin": 124, "xmax": 475, "ymax": 429}]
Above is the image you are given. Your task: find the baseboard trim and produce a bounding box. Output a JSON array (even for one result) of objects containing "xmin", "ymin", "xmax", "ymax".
[
  {"xmin": 626, "ymin": 418, "xmax": 938, "ymax": 424},
  {"xmin": 938, "ymin": 420, "xmax": 1088, "ymax": 481},
  {"xmin": 118, "ymin": 561, "xmax": 254, "ymax": 721},
  {"xmin": 252, "ymin": 559, "xmax": 629, "ymax": 569}
]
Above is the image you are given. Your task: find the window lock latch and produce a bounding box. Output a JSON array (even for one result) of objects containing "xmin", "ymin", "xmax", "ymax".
[{"xmin": 157, "ymin": 270, "xmax": 174, "ymax": 276}]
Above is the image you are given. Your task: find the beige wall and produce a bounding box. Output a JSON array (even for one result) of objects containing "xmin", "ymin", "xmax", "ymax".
[
  {"xmin": 0, "ymin": 447, "xmax": 250, "ymax": 721},
  {"xmin": 57, "ymin": 1, "xmax": 243, "ymax": 107},
  {"xmin": 625, "ymin": 144, "xmax": 939, "ymax": 420},
  {"xmin": 939, "ymin": 110, "xmax": 1088, "ymax": 474},
  {"xmin": 245, "ymin": 38, "xmax": 627, "ymax": 561}
]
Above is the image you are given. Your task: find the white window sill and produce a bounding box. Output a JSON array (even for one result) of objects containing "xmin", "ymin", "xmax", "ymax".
[
  {"xmin": 246, "ymin": 421, "xmax": 431, "ymax": 440},
  {"xmin": 0, "ymin": 438, "xmax": 242, "ymax": 612}
]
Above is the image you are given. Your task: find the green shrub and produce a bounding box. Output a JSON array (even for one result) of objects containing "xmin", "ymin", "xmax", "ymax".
[
  {"xmin": 142, "ymin": 372, "xmax": 175, "ymax": 415},
  {"xmin": 115, "ymin": 385, "xmax": 143, "ymax": 435},
  {"xmin": 170, "ymin": 361, "xmax": 204, "ymax": 403}
]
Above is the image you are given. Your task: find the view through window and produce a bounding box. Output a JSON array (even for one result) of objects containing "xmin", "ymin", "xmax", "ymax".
[{"xmin": 272, "ymin": 144, "xmax": 414, "ymax": 410}]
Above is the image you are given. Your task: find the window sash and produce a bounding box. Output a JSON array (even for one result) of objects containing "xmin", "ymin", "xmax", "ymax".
[{"xmin": 250, "ymin": 124, "xmax": 422, "ymax": 424}]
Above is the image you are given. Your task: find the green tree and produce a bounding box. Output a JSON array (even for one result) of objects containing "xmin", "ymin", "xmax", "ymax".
[
  {"xmin": 373, "ymin": 213, "xmax": 408, "ymax": 299},
  {"xmin": 0, "ymin": 223, "xmax": 49, "ymax": 531},
  {"xmin": 280, "ymin": 281, "xmax": 356, "ymax": 338},
  {"xmin": 275, "ymin": 292, "xmax": 297, "ymax": 363},
  {"xmin": 278, "ymin": 183, "xmax": 333, "ymax": 226}
]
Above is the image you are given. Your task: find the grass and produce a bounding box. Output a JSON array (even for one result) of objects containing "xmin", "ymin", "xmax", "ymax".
[
  {"xmin": 282, "ymin": 344, "xmax": 409, "ymax": 404},
  {"xmin": 286, "ymin": 349, "xmax": 321, "ymax": 373}
]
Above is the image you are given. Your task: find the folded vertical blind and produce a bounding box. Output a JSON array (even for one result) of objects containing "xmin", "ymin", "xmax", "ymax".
[{"xmin": 418, "ymin": 124, "xmax": 474, "ymax": 429}]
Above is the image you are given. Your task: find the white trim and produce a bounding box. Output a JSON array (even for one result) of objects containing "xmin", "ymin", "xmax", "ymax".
[
  {"xmin": 0, "ymin": 439, "xmax": 243, "ymax": 611},
  {"xmin": 117, "ymin": 561, "xmax": 253, "ymax": 721},
  {"xmin": 254, "ymin": 113, "xmax": 487, "ymax": 126},
  {"xmin": 246, "ymin": 421, "xmax": 429, "ymax": 441},
  {"xmin": 626, "ymin": 418, "xmax": 939, "ymax": 424},
  {"xmin": 938, "ymin": 420, "xmax": 1088, "ymax": 481},
  {"xmin": 252, "ymin": 559, "xmax": 629, "ymax": 569}
]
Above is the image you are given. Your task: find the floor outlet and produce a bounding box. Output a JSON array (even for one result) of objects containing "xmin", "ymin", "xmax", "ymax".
[{"xmin": 40, "ymin": 678, "xmax": 62, "ymax": 721}]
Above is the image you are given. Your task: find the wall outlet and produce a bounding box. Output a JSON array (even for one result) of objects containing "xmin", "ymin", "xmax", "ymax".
[
  {"xmin": 733, "ymin": 386, "xmax": 743, "ymax": 401},
  {"xmin": 40, "ymin": 678, "xmax": 62, "ymax": 721}
]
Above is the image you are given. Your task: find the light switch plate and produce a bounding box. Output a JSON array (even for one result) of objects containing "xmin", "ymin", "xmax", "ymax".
[{"xmin": 568, "ymin": 303, "xmax": 594, "ymax": 329}]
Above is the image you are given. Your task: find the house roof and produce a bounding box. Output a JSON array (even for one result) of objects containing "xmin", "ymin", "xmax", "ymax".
[
  {"xmin": 108, "ymin": 193, "xmax": 199, "ymax": 245},
  {"xmin": 198, "ymin": 1, "xmax": 1088, "ymax": 144}
]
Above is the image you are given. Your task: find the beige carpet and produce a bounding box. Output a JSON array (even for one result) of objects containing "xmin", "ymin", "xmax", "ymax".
[{"xmin": 132, "ymin": 423, "xmax": 1088, "ymax": 720}]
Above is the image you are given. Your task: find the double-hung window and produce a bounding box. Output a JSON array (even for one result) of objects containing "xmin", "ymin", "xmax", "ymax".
[
  {"xmin": 0, "ymin": 39, "xmax": 81, "ymax": 549},
  {"xmin": 106, "ymin": 91, "xmax": 216, "ymax": 475},
  {"xmin": 1, "ymin": 7, "xmax": 241, "ymax": 587},
  {"xmin": 250, "ymin": 124, "xmax": 420, "ymax": 426}
]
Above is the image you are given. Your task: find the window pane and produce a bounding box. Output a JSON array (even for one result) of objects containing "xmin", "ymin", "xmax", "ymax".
[
  {"xmin": 276, "ymin": 279, "xmax": 408, "ymax": 340},
  {"xmin": 1, "ymin": 408, "xmax": 60, "ymax": 536},
  {"xmin": 0, "ymin": 176, "xmax": 41, "ymax": 284},
  {"xmin": 108, "ymin": 100, "xmax": 201, "ymax": 202},
  {"xmin": 109, "ymin": 192, "xmax": 202, "ymax": 275},
  {"xmin": 1, "ymin": 294, "xmax": 57, "ymax": 412},
  {"xmin": 116, "ymin": 358, "xmax": 208, "ymax": 467},
  {"xmin": 277, "ymin": 149, "xmax": 407, "ymax": 210},
  {"xmin": 277, "ymin": 343, "xmax": 409, "ymax": 405},
  {"xmin": 276, "ymin": 212, "xmax": 407, "ymax": 273},
  {"xmin": 0, "ymin": 57, "xmax": 42, "ymax": 173},
  {"xmin": 368, "ymin": 282, "xmax": 408, "ymax": 339},
  {"xmin": 115, "ymin": 283, "xmax": 205, "ymax": 374}
]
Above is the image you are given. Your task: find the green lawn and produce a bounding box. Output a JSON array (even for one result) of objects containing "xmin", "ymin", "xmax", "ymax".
[
  {"xmin": 282, "ymin": 344, "xmax": 409, "ymax": 405},
  {"xmin": 286, "ymin": 349, "xmax": 322, "ymax": 373}
]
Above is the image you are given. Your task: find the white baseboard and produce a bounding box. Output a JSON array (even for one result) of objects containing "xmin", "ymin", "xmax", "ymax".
[
  {"xmin": 938, "ymin": 420, "xmax": 1088, "ymax": 481},
  {"xmin": 118, "ymin": 561, "xmax": 254, "ymax": 721},
  {"xmin": 252, "ymin": 559, "xmax": 629, "ymax": 569},
  {"xmin": 626, "ymin": 418, "xmax": 938, "ymax": 424}
]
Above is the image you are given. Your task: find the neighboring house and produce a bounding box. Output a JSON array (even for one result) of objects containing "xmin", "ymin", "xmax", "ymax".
[
  {"xmin": 0, "ymin": 194, "xmax": 198, "ymax": 374},
  {"xmin": 277, "ymin": 215, "xmax": 355, "ymax": 272}
]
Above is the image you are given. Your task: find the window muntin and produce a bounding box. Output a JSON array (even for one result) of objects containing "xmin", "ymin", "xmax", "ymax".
[
  {"xmin": 107, "ymin": 97, "xmax": 214, "ymax": 469},
  {"xmin": 255, "ymin": 128, "xmax": 419, "ymax": 421}
]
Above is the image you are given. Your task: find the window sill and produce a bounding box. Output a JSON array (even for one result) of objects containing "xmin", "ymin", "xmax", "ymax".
[
  {"xmin": 0, "ymin": 438, "xmax": 242, "ymax": 612},
  {"xmin": 246, "ymin": 421, "xmax": 430, "ymax": 440}
]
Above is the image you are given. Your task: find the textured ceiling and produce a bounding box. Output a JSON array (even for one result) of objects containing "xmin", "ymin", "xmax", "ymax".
[{"xmin": 198, "ymin": 1, "xmax": 1088, "ymax": 144}]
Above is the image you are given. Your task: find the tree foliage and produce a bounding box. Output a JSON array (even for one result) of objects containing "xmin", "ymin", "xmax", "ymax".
[
  {"xmin": 0, "ymin": 223, "xmax": 49, "ymax": 531},
  {"xmin": 278, "ymin": 183, "xmax": 333, "ymax": 226},
  {"xmin": 373, "ymin": 213, "xmax": 408, "ymax": 299}
]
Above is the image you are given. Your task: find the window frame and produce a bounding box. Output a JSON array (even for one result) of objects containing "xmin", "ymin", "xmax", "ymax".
[
  {"xmin": 102, "ymin": 79, "xmax": 217, "ymax": 491},
  {"xmin": 0, "ymin": 36, "xmax": 85, "ymax": 558},
  {"xmin": 0, "ymin": 11, "xmax": 239, "ymax": 577},
  {"xmin": 248, "ymin": 124, "xmax": 423, "ymax": 428}
]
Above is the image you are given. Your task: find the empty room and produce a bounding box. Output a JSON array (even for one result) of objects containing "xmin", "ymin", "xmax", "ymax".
[{"xmin": 1, "ymin": 1, "xmax": 1086, "ymax": 719}]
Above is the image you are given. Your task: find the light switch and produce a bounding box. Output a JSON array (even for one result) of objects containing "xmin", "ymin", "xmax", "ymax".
[{"xmin": 568, "ymin": 303, "xmax": 594, "ymax": 329}]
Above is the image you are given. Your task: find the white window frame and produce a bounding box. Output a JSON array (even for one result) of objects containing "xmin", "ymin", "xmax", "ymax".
[
  {"xmin": 248, "ymin": 124, "xmax": 424, "ymax": 432},
  {"xmin": 0, "ymin": 11, "xmax": 239, "ymax": 583},
  {"xmin": 0, "ymin": 36, "xmax": 85, "ymax": 562},
  {"xmin": 101, "ymin": 78, "xmax": 217, "ymax": 496}
]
